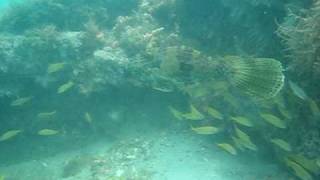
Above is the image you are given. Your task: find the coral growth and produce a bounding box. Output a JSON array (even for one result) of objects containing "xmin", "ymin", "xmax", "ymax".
[
  {"xmin": 276, "ymin": 2, "xmax": 320, "ymax": 168},
  {"xmin": 278, "ymin": 1, "xmax": 320, "ymax": 94},
  {"xmin": 0, "ymin": 0, "xmax": 319, "ymax": 179},
  {"xmin": 297, "ymin": 129, "xmax": 320, "ymax": 159}
]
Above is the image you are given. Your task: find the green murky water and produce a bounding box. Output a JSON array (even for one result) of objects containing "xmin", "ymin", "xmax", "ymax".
[{"xmin": 0, "ymin": 0, "xmax": 319, "ymax": 180}]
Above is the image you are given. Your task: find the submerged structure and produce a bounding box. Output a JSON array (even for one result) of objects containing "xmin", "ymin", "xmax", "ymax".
[{"xmin": 0, "ymin": 0, "xmax": 319, "ymax": 179}]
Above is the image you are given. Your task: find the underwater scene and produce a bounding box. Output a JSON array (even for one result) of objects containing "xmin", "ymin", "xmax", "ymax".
[{"xmin": 0, "ymin": 0, "xmax": 320, "ymax": 179}]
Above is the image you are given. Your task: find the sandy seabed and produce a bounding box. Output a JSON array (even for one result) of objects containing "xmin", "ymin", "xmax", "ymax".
[{"xmin": 0, "ymin": 122, "xmax": 291, "ymax": 180}]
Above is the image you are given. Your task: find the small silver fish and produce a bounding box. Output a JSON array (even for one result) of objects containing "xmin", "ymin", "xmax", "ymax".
[
  {"xmin": 57, "ymin": 81, "xmax": 74, "ymax": 94},
  {"xmin": 37, "ymin": 111, "xmax": 57, "ymax": 118},
  {"xmin": 289, "ymin": 81, "xmax": 308, "ymax": 100},
  {"xmin": 10, "ymin": 96, "xmax": 33, "ymax": 106}
]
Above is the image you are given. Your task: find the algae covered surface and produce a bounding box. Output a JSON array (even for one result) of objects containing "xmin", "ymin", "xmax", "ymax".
[{"xmin": 0, "ymin": 0, "xmax": 319, "ymax": 180}]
